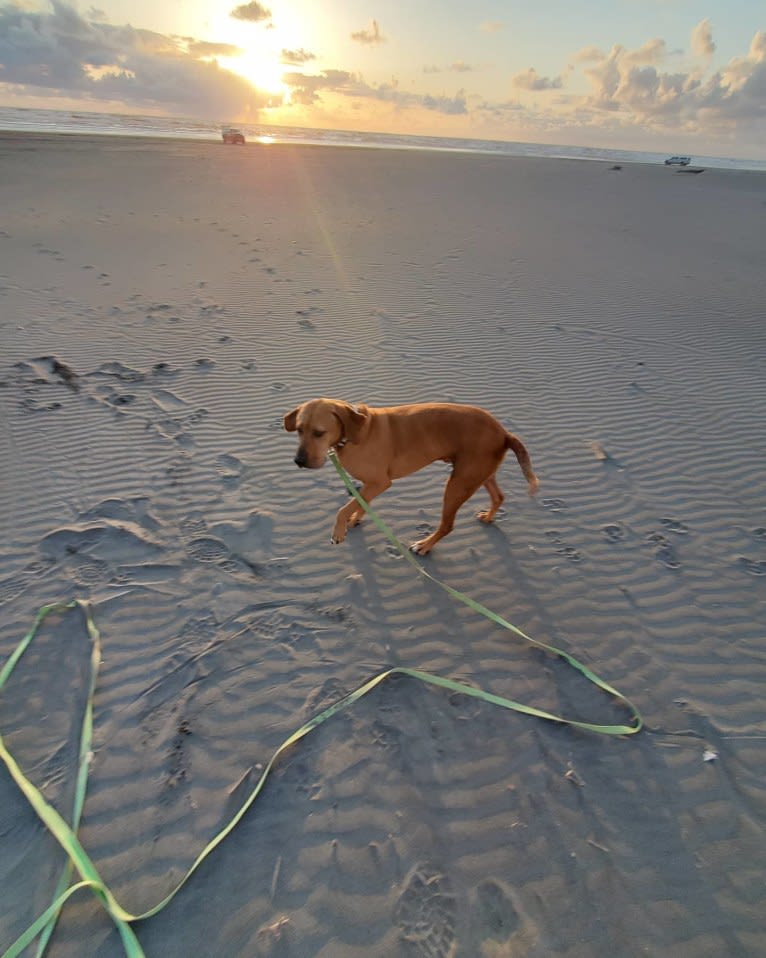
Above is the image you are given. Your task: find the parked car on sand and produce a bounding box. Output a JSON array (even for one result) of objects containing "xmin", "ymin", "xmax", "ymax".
[
  {"xmin": 664, "ymin": 155, "xmax": 691, "ymax": 166},
  {"xmin": 222, "ymin": 128, "xmax": 245, "ymax": 145}
]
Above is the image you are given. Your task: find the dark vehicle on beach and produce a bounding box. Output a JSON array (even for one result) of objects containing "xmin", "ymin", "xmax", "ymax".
[
  {"xmin": 222, "ymin": 128, "xmax": 245, "ymax": 145},
  {"xmin": 664, "ymin": 155, "xmax": 691, "ymax": 166}
]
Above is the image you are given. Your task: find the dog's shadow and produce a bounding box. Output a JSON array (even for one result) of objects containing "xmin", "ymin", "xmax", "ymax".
[{"xmin": 340, "ymin": 497, "xmax": 633, "ymax": 729}]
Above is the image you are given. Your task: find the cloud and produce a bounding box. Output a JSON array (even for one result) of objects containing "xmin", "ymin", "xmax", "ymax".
[
  {"xmin": 2, "ymin": 2, "xmax": 765, "ymax": 151},
  {"xmin": 480, "ymin": 21, "xmax": 504, "ymax": 34},
  {"xmin": 572, "ymin": 46, "xmax": 606, "ymax": 64},
  {"xmin": 578, "ymin": 29, "xmax": 766, "ymax": 136},
  {"xmin": 512, "ymin": 68, "xmax": 563, "ymax": 91},
  {"xmin": 473, "ymin": 25, "xmax": 766, "ymax": 151},
  {"xmin": 282, "ymin": 69, "xmax": 353, "ymax": 105},
  {"xmin": 421, "ymin": 92, "xmax": 467, "ymax": 114},
  {"xmin": 189, "ymin": 41, "xmax": 242, "ymax": 59},
  {"xmin": 716, "ymin": 30, "xmax": 766, "ymax": 102},
  {"xmin": 230, "ymin": 2, "xmax": 272, "ymax": 24},
  {"xmin": 622, "ymin": 38, "xmax": 667, "ymax": 66},
  {"xmin": 0, "ymin": 0, "xmax": 271, "ymax": 116},
  {"xmin": 281, "ymin": 47, "xmax": 316, "ymax": 66},
  {"xmin": 691, "ymin": 19, "xmax": 716, "ymax": 58},
  {"xmin": 283, "ymin": 69, "xmax": 467, "ymax": 114},
  {"xmin": 351, "ymin": 20, "xmax": 385, "ymax": 46},
  {"xmin": 424, "ymin": 61, "xmax": 475, "ymax": 74}
]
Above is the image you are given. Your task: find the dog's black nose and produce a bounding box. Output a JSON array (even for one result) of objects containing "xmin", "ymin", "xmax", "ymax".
[{"xmin": 294, "ymin": 451, "xmax": 307, "ymax": 468}]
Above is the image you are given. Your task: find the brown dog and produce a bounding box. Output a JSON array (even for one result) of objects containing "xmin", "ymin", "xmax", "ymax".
[{"xmin": 284, "ymin": 398, "xmax": 539, "ymax": 555}]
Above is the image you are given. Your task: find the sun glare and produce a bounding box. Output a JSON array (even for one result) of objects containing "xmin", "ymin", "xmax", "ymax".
[
  {"xmin": 205, "ymin": 5, "xmax": 310, "ymax": 111},
  {"xmin": 225, "ymin": 52, "xmax": 290, "ymax": 100}
]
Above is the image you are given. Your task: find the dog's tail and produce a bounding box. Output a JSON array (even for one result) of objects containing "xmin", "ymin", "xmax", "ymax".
[{"xmin": 505, "ymin": 433, "xmax": 540, "ymax": 495}]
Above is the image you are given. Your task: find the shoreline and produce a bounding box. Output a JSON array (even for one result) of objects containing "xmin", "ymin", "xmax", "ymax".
[
  {"xmin": 2, "ymin": 128, "xmax": 765, "ymax": 181},
  {"xmin": 1, "ymin": 121, "xmax": 765, "ymax": 174}
]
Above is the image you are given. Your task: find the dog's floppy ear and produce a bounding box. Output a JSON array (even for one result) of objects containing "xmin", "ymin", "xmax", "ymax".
[
  {"xmin": 283, "ymin": 405, "xmax": 301, "ymax": 432},
  {"xmin": 333, "ymin": 402, "xmax": 369, "ymax": 443}
]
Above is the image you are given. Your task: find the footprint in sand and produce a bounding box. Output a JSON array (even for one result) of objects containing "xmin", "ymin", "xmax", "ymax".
[
  {"xmin": 70, "ymin": 554, "xmax": 113, "ymax": 587},
  {"xmin": 296, "ymin": 306, "xmax": 323, "ymax": 330},
  {"xmin": 94, "ymin": 385, "xmax": 137, "ymax": 407},
  {"xmin": 147, "ymin": 389, "xmax": 208, "ymax": 445},
  {"xmin": 90, "ymin": 360, "xmax": 146, "ymax": 383},
  {"xmin": 19, "ymin": 395, "xmax": 63, "ymax": 412},
  {"xmin": 179, "ymin": 514, "xmax": 208, "ymax": 539},
  {"xmin": 646, "ymin": 531, "xmax": 680, "ymax": 569},
  {"xmin": 602, "ymin": 523, "xmax": 625, "ymax": 542},
  {"xmin": 396, "ymin": 863, "xmax": 457, "ymax": 958},
  {"xmin": 166, "ymin": 455, "xmax": 193, "ymax": 485},
  {"xmin": 370, "ymin": 719, "xmax": 401, "ymax": 750},
  {"xmin": 11, "ymin": 357, "xmax": 80, "ymax": 407},
  {"xmin": 476, "ymin": 879, "xmax": 520, "ymax": 940},
  {"xmin": 184, "ymin": 535, "xmax": 259, "ymax": 576},
  {"xmin": 303, "ymin": 677, "xmax": 351, "ymax": 722},
  {"xmin": 0, "ymin": 558, "xmax": 55, "ymax": 606},
  {"xmin": 736, "ymin": 557, "xmax": 766, "ymax": 576},
  {"xmin": 180, "ymin": 514, "xmax": 261, "ymax": 577},
  {"xmin": 541, "ymin": 497, "xmax": 566, "ymax": 512},
  {"xmin": 545, "ymin": 530, "xmax": 583, "ymax": 562},
  {"xmin": 660, "ymin": 517, "xmax": 689, "ymax": 535},
  {"xmin": 386, "ymin": 544, "xmax": 406, "ymax": 560},
  {"xmin": 159, "ymin": 718, "xmax": 193, "ymax": 799},
  {"xmin": 216, "ymin": 452, "xmax": 244, "ymax": 487}
]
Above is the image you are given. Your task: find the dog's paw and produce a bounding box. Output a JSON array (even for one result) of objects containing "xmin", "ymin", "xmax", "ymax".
[
  {"xmin": 330, "ymin": 526, "xmax": 347, "ymax": 544},
  {"xmin": 409, "ymin": 539, "xmax": 432, "ymax": 556},
  {"xmin": 475, "ymin": 509, "xmax": 494, "ymax": 524}
]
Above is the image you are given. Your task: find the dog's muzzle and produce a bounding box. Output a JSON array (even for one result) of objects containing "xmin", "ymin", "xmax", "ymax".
[{"xmin": 294, "ymin": 450, "xmax": 324, "ymax": 468}]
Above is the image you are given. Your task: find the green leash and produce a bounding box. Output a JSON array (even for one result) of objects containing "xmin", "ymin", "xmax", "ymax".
[
  {"xmin": 1, "ymin": 472, "xmax": 640, "ymax": 958},
  {"xmin": 328, "ymin": 449, "xmax": 642, "ymax": 736}
]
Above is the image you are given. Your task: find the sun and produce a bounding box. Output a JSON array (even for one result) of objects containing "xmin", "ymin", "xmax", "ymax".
[
  {"xmin": 205, "ymin": 6, "xmax": 303, "ymax": 107},
  {"xmin": 224, "ymin": 50, "xmax": 291, "ymax": 100}
]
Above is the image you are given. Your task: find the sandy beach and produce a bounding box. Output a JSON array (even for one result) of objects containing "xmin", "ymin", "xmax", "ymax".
[{"xmin": 1, "ymin": 131, "xmax": 764, "ymax": 957}]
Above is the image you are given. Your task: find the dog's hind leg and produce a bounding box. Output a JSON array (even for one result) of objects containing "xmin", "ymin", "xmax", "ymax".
[
  {"xmin": 476, "ymin": 475, "xmax": 505, "ymax": 524},
  {"xmin": 410, "ymin": 466, "xmax": 490, "ymax": 555}
]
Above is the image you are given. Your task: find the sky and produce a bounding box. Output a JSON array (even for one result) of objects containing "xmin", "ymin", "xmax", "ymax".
[{"xmin": 0, "ymin": 0, "xmax": 765, "ymax": 158}]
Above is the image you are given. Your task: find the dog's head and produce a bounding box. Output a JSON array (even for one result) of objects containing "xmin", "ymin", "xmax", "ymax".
[{"xmin": 283, "ymin": 398, "xmax": 368, "ymax": 469}]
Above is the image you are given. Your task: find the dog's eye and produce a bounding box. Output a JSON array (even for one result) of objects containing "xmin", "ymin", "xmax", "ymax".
[{"xmin": 312, "ymin": 429, "xmax": 326, "ymax": 438}]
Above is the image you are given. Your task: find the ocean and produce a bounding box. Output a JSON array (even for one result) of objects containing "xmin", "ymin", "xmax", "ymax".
[{"xmin": 1, "ymin": 104, "xmax": 764, "ymax": 173}]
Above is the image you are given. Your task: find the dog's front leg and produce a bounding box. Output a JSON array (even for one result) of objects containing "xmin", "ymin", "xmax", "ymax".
[{"xmin": 331, "ymin": 478, "xmax": 391, "ymax": 544}]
